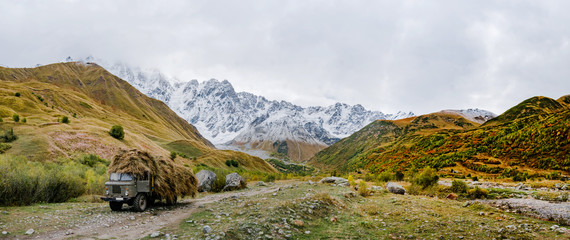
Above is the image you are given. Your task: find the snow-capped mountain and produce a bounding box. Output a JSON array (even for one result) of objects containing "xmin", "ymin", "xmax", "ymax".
[
  {"xmin": 68, "ymin": 57, "xmax": 414, "ymax": 161},
  {"xmin": 442, "ymin": 109, "xmax": 497, "ymax": 124}
]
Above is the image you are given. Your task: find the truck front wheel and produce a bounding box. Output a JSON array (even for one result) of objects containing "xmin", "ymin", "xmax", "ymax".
[
  {"xmin": 110, "ymin": 202, "xmax": 122, "ymax": 211},
  {"xmin": 133, "ymin": 194, "xmax": 147, "ymax": 212}
]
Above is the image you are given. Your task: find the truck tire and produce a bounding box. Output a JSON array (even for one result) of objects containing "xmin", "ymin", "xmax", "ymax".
[
  {"xmin": 133, "ymin": 194, "xmax": 147, "ymax": 212},
  {"xmin": 110, "ymin": 202, "xmax": 122, "ymax": 211},
  {"xmin": 166, "ymin": 196, "xmax": 177, "ymax": 206}
]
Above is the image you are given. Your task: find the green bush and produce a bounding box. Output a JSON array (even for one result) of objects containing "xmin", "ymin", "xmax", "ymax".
[
  {"xmin": 211, "ymin": 173, "xmax": 226, "ymax": 192},
  {"xmin": 0, "ymin": 155, "xmax": 89, "ymax": 206},
  {"xmin": 472, "ymin": 176, "xmax": 478, "ymax": 182},
  {"xmin": 0, "ymin": 118, "xmax": 3, "ymax": 122},
  {"xmin": 0, "ymin": 143, "xmax": 11, "ymax": 153},
  {"xmin": 264, "ymin": 174, "xmax": 276, "ymax": 182},
  {"xmin": 450, "ymin": 179, "xmax": 468, "ymax": 194},
  {"xmin": 15, "ymin": 92, "xmax": 20, "ymax": 97},
  {"xmin": 61, "ymin": 116, "xmax": 70, "ymax": 124},
  {"xmin": 109, "ymin": 125, "xmax": 124, "ymax": 140},
  {"xmin": 467, "ymin": 186, "xmax": 489, "ymax": 199},
  {"xmin": 170, "ymin": 151, "xmax": 177, "ymax": 160},
  {"xmin": 225, "ymin": 159, "xmax": 239, "ymax": 167},
  {"xmin": 22, "ymin": 118, "xmax": 26, "ymax": 123},
  {"xmin": 377, "ymin": 171, "xmax": 392, "ymax": 182},
  {"xmin": 412, "ymin": 167, "xmax": 439, "ymax": 189},
  {"xmin": 1, "ymin": 128, "xmax": 17, "ymax": 143},
  {"xmin": 12, "ymin": 114, "xmax": 19, "ymax": 122},
  {"xmin": 394, "ymin": 171, "xmax": 405, "ymax": 181}
]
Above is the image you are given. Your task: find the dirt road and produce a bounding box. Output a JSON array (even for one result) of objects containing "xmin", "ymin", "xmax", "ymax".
[{"xmin": 29, "ymin": 185, "xmax": 281, "ymax": 240}]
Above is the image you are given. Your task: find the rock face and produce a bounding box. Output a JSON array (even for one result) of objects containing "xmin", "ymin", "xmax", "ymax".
[
  {"xmin": 223, "ymin": 173, "xmax": 246, "ymax": 191},
  {"xmin": 319, "ymin": 177, "xmax": 349, "ymax": 186},
  {"xmin": 386, "ymin": 182, "xmax": 406, "ymax": 195},
  {"xmin": 196, "ymin": 170, "xmax": 217, "ymax": 192}
]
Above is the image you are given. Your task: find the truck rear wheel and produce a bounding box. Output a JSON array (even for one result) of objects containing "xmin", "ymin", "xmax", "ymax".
[
  {"xmin": 110, "ymin": 202, "xmax": 122, "ymax": 211},
  {"xmin": 133, "ymin": 194, "xmax": 147, "ymax": 212}
]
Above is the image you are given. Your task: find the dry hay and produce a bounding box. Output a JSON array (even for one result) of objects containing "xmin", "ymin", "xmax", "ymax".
[{"xmin": 108, "ymin": 149, "xmax": 198, "ymax": 201}]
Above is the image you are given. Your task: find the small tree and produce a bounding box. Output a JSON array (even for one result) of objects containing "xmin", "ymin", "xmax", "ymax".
[
  {"xmin": 61, "ymin": 116, "xmax": 70, "ymax": 124},
  {"xmin": 13, "ymin": 114, "xmax": 19, "ymax": 122},
  {"xmin": 109, "ymin": 125, "xmax": 124, "ymax": 140}
]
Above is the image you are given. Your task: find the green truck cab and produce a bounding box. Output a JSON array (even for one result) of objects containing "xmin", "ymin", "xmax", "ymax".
[{"xmin": 101, "ymin": 172, "xmax": 174, "ymax": 212}]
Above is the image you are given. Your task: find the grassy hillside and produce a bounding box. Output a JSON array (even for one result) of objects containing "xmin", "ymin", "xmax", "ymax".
[
  {"xmin": 310, "ymin": 96, "xmax": 570, "ymax": 179},
  {"xmin": 0, "ymin": 62, "xmax": 276, "ymax": 174}
]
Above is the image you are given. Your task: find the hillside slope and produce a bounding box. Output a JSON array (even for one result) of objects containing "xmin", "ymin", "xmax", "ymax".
[
  {"xmin": 310, "ymin": 96, "xmax": 570, "ymax": 178},
  {"xmin": 0, "ymin": 62, "xmax": 276, "ymax": 173}
]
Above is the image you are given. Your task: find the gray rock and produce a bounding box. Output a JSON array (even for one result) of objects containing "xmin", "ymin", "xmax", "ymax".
[
  {"xmin": 2, "ymin": 231, "xmax": 8, "ymax": 235},
  {"xmin": 371, "ymin": 186, "xmax": 384, "ymax": 192},
  {"xmin": 25, "ymin": 229, "xmax": 34, "ymax": 235},
  {"xmin": 386, "ymin": 182, "xmax": 406, "ymax": 195},
  {"xmin": 196, "ymin": 170, "xmax": 217, "ymax": 192},
  {"xmin": 203, "ymin": 225, "xmax": 212, "ymax": 234},
  {"xmin": 257, "ymin": 181, "xmax": 268, "ymax": 186},
  {"xmin": 150, "ymin": 232, "xmax": 162, "ymax": 238},
  {"xmin": 319, "ymin": 177, "xmax": 349, "ymax": 186},
  {"xmin": 223, "ymin": 173, "xmax": 246, "ymax": 191}
]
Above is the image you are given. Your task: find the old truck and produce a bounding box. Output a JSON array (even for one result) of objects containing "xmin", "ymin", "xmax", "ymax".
[
  {"xmin": 101, "ymin": 172, "xmax": 176, "ymax": 212},
  {"xmin": 101, "ymin": 149, "xmax": 198, "ymax": 212}
]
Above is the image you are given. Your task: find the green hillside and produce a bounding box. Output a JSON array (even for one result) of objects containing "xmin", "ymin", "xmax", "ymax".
[
  {"xmin": 0, "ymin": 62, "xmax": 276, "ymax": 173},
  {"xmin": 310, "ymin": 96, "xmax": 570, "ymax": 179}
]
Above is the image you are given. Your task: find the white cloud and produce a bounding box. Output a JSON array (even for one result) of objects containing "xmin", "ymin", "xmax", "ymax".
[{"xmin": 1, "ymin": 0, "xmax": 569, "ymax": 115}]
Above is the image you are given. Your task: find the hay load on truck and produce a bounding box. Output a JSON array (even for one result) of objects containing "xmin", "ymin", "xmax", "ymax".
[{"xmin": 101, "ymin": 149, "xmax": 198, "ymax": 212}]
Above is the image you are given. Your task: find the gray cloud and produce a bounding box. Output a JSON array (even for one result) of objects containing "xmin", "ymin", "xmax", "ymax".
[{"xmin": 1, "ymin": 0, "xmax": 569, "ymax": 115}]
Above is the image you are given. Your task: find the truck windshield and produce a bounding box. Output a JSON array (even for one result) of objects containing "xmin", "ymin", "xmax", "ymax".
[{"xmin": 109, "ymin": 173, "xmax": 134, "ymax": 181}]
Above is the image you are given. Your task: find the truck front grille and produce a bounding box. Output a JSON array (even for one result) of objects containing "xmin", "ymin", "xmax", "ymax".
[{"xmin": 112, "ymin": 185, "xmax": 121, "ymax": 194}]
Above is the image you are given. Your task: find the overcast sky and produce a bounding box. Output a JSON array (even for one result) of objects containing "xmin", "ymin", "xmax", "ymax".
[{"xmin": 1, "ymin": 0, "xmax": 569, "ymax": 115}]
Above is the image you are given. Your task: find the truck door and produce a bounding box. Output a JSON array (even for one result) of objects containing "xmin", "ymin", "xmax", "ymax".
[{"xmin": 137, "ymin": 172, "xmax": 151, "ymax": 193}]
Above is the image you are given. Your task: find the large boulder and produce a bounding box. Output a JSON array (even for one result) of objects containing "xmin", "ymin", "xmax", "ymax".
[
  {"xmin": 386, "ymin": 182, "xmax": 406, "ymax": 195},
  {"xmin": 319, "ymin": 177, "xmax": 349, "ymax": 186},
  {"xmin": 196, "ymin": 170, "xmax": 217, "ymax": 192},
  {"xmin": 223, "ymin": 173, "xmax": 246, "ymax": 191}
]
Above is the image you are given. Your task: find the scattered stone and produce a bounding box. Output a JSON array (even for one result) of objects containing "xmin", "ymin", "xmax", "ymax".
[
  {"xmin": 305, "ymin": 231, "xmax": 311, "ymax": 234},
  {"xmin": 308, "ymin": 180, "xmax": 314, "ymax": 185},
  {"xmin": 203, "ymin": 225, "xmax": 212, "ymax": 234},
  {"xmin": 551, "ymin": 225, "xmax": 560, "ymax": 231},
  {"xmin": 343, "ymin": 192, "xmax": 357, "ymax": 198},
  {"xmin": 319, "ymin": 177, "xmax": 349, "ymax": 186},
  {"xmin": 257, "ymin": 181, "xmax": 268, "ymax": 187},
  {"xmin": 223, "ymin": 173, "xmax": 246, "ymax": 191},
  {"xmin": 196, "ymin": 170, "xmax": 217, "ymax": 192},
  {"xmin": 65, "ymin": 230, "xmax": 74, "ymax": 235},
  {"xmin": 25, "ymin": 229, "xmax": 34, "ymax": 235},
  {"xmin": 150, "ymin": 232, "xmax": 162, "ymax": 238},
  {"xmin": 446, "ymin": 193, "xmax": 458, "ymax": 200},
  {"xmin": 386, "ymin": 182, "xmax": 406, "ymax": 195},
  {"xmin": 129, "ymin": 216, "xmax": 135, "ymax": 221},
  {"xmin": 2, "ymin": 231, "xmax": 8, "ymax": 235},
  {"xmin": 370, "ymin": 186, "xmax": 383, "ymax": 192},
  {"xmin": 273, "ymin": 193, "xmax": 278, "ymax": 196},
  {"xmin": 292, "ymin": 220, "xmax": 305, "ymax": 227}
]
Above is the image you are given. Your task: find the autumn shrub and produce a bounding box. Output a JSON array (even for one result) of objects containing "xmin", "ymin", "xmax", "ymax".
[
  {"xmin": 358, "ymin": 180, "xmax": 371, "ymax": 197},
  {"xmin": 377, "ymin": 171, "xmax": 392, "ymax": 182},
  {"xmin": 450, "ymin": 179, "xmax": 468, "ymax": 194},
  {"xmin": 348, "ymin": 175, "xmax": 356, "ymax": 187},
  {"xmin": 411, "ymin": 167, "xmax": 439, "ymax": 189},
  {"xmin": 1, "ymin": 128, "xmax": 17, "ymax": 143},
  {"xmin": 467, "ymin": 186, "xmax": 489, "ymax": 199}
]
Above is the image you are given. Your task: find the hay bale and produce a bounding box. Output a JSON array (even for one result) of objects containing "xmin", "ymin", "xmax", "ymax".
[{"xmin": 108, "ymin": 149, "xmax": 198, "ymax": 200}]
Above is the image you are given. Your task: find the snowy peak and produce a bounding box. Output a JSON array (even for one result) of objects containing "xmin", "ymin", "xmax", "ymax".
[
  {"xmin": 442, "ymin": 109, "xmax": 497, "ymax": 124},
  {"xmin": 69, "ymin": 57, "xmax": 415, "ymax": 161}
]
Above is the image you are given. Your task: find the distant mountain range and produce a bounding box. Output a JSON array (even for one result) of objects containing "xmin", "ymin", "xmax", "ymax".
[
  {"xmin": 310, "ymin": 94, "xmax": 569, "ymax": 178},
  {"xmin": 67, "ymin": 57, "xmax": 497, "ymax": 161}
]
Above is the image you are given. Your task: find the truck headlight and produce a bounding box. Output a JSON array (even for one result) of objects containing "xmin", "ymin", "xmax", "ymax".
[{"xmin": 125, "ymin": 187, "xmax": 129, "ymax": 196}]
